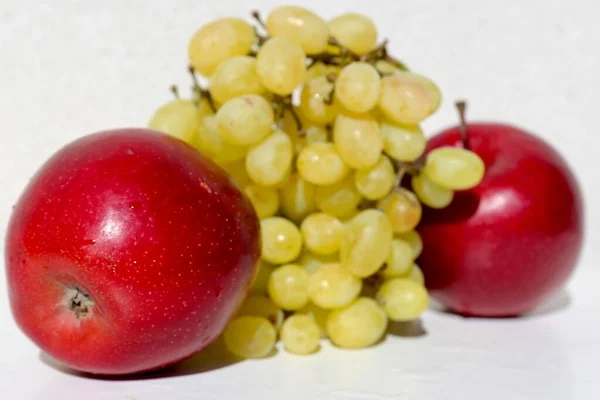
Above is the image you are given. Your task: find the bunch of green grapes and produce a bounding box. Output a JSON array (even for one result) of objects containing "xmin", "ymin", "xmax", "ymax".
[{"xmin": 148, "ymin": 6, "xmax": 485, "ymax": 357}]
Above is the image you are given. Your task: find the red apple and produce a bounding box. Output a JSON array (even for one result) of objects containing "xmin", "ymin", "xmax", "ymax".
[
  {"xmin": 417, "ymin": 122, "xmax": 584, "ymax": 317},
  {"xmin": 5, "ymin": 128, "xmax": 260, "ymax": 375}
]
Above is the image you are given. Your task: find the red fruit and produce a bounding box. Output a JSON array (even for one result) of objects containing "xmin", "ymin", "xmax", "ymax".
[
  {"xmin": 417, "ymin": 123, "xmax": 584, "ymax": 317},
  {"xmin": 5, "ymin": 129, "xmax": 260, "ymax": 375}
]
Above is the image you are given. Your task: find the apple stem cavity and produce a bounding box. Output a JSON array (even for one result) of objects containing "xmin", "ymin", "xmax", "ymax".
[
  {"xmin": 456, "ymin": 100, "xmax": 470, "ymax": 150},
  {"xmin": 65, "ymin": 286, "xmax": 94, "ymax": 320}
]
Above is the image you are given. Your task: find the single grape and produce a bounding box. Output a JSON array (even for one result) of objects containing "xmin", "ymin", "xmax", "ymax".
[
  {"xmin": 216, "ymin": 94, "xmax": 274, "ymax": 146},
  {"xmin": 224, "ymin": 316, "xmax": 276, "ymax": 359},
  {"xmin": 374, "ymin": 59, "xmax": 403, "ymax": 75},
  {"xmin": 308, "ymin": 263, "xmax": 362, "ymax": 309},
  {"xmin": 335, "ymin": 62, "xmax": 381, "ymax": 113},
  {"xmin": 256, "ymin": 36, "xmax": 306, "ymax": 95},
  {"xmin": 297, "ymin": 142, "xmax": 349, "ymax": 186},
  {"xmin": 236, "ymin": 295, "xmax": 284, "ymax": 330},
  {"xmin": 221, "ymin": 159, "xmax": 251, "ymax": 188},
  {"xmin": 246, "ymin": 130, "xmax": 293, "ymax": 187},
  {"xmin": 266, "ymin": 6, "xmax": 329, "ymax": 55},
  {"xmin": 379, "ymin": 122, "xmax": 426, "ymax": 162},
  {"xmin": 411, "ymin": 174, "xmax": 454, "ymax": 209},
  {"xmin": 260, "ymin": 217, "xmax": 303, "ymax": 264},
  {"xmin": 334, "ymin": 112, "xmax": 382, "ymax": 169},
  {"xmin": 296, "ymin": 250, "xmax": 339, "ymax": 275},
  {"xmin": 188, "ymin": 18, "xmax": 255, "ymax": 76},
  {"xmin": 381, "ymin": 238, "xmax": 414, "ymax": 278},
  {"xmin": 376, "ymin": 278, "xmax": 428, "ymax": 321},
  {"xmin": 299, "ymin": 302, "xmax": 329, "ymax": 338},
  {"xmin": 406, "ymin": 263, "xmax": 425, "ymax": 286},
  {"xmin": 244, "ymin": 183, "xmax": 279, "ymax": 218},
  {"xmin": 209, "ymin": 56, "xmax": 266, "ymax": 106},
  {"xmin": 300, "ymin": 76, "xmax": 340, "ymax": 125},
  {"xmin": 340, "ymin": 209, "xmax": 393, "ymax": 277},
  {"xmin": 249, "ymin": 260, "xmax": 275, "ymax": 295},
  {"xmin": 423, "ymin": 147, "xmax": 485, "ymax": 190},
  {"xmin": 328, "ymin": 13, "xmax": 377, "ymax": 55},
  {"xmin": 300, "ymin": 213, "xmax": 344, "ymax": 255},
  {"xmin": 193, "ymin": 115, "xmax": 247, "ymax": 163},
  {"xmin": 305, "ymin": 63, "xmax": 341, "ymax": 82},
  {"xmin": 396, "ymin": 230, "xmax": 423, "ymax": 258},
  {"xmin": 315, "ymin": 175, "xmax": 363, "ymax": 218},
  {"xmin": 377, "ymin": 189, "xmax": 422, "ymax": 233},
  {"xmin": 326, "ymin": 297, "xmax": 388, "ymax": 349},
  {"xmin": 354, "ymin": 155, "xmax": 395, "ymax": 200},
  {"xmin": 378, "ymin": 72, "xmax": 440, "ymax": 125},
  {"xmin": 279, "ymin": 174, "xmax": 318, "ymax": 223},
  {"xmin": 268, "ymin": 264, "xmax": 310, "ymax": 311},
  {"xmin": 148, "ymin": 99, "xmax": 202, "ymax": 144},
  {"xmin": 280, "ymin": 314, "xmax": 321, "ymax": 355}
]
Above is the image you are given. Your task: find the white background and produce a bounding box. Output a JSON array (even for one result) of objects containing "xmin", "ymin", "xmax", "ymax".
[{"xmin": 1, "ymin": 0, "xmax": 599, "ymax": 398}]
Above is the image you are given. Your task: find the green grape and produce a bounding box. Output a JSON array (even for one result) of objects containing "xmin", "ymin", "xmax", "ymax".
[
  {"xmin": 148, "ymin": 99, "xmax": 202, "ymax": 144},
  {"xmin": 216, "ymin": 94, "xmax": 274, "ymax": 146},
  {"xmin": 193, "ymin": 115, "xmax": 247, "ymax": 163},
  {"xmin": 354, "ymin": 155, "xmax": 395, "ymax": 200},
  {"xmin": 260, "ymin": 217, "xmax": 303, "ymax": 264},
  {"xmin": 250, "ymin": 260, "xmax": 275, "ymax": 294},
  {"xmin": 315, "ymin": 175, "xmax": 362, "ymax": 218},
  {"xmin": 299, "ymin": 302, "xmax": 329, "ymax": 338},
  {"xmin": 246, "ymin": 130, "xmax": 293, "ymax": 187},
  {"xmin": 268, "ymin": 264, "xmax": 310, "ymax": 311},
  {"xmin": 266, "ymin": 6, "xmax": 329, "ymax": 55},
  {"xmin": 244, "ymin": 183, "xmax": 279, "ymax": 218},
  {"xmin": 236, "ymin": 295, "xmax": 284, "ymax": 330},
  {"xmin": 411, "ymin": 174, "xmax": 454, "ymax": 209},
  {"xmin": 334, "ymin": 111, "xmax": 382, "ymax": 169},
  {"xmin": 221, "ymin": 159, "xmax": 250, "ymax": 188},
  {"xmin": 297, "ymin": 142, "xmax": 349, "ymax": 186},
  {"xmin": 223, "ymin": 316, "xmax": 277, "ymax": 359},
  {"xmin": 256, "ymin": 36, "xmax": 306, "ymax": 95},
  {"xmin": 305, "ymin": 63, "xmax": 340, "ymax": 82},
  {"xmin": 328, "ymin": 13, "xmax": 377, "ymax": 55},
  {"xmin": 300, "ymin": 76, "xmax": 340, "ymax": 124},
  {"xmin": 327, "ymin": 297, "xmax": 387, "ymax": 349},
  {"xmin": 381, "ymin": 238, "xmax": 414, "ymax": 278},
  {"xmin": 423, "ymin": 147, "xmax": 485, "ymax": 190},
  {"xmin": 397, "ymin": 230, "xmax": 423, "ymax": 258},
  {"xmin": 296, "ymin": 250, "xmax": 339, "ymax": 275},
  {"xmin": 209, "ymin": 56, "xmax": 265, "ymax": 105},
  {"xmin": 340, "ymin": 209, "xmax": 393, "ymax": 277},
  {"xmin": 377, "ymin": 189, "xmax": 422, "ymax": 234},
  {"xmin": 376, "ymin": 278, "xmax": 428, "ymax": 321},
  {"xmin": 188, "ymin": 18, "xmax": 255, "ymax": 76},
  {"xmin": 379, "ymin": 122, "xmax": 426, "ymax": 162},
  {"xmin": 335, "ymin": 62, "xmax": 381, "ymax": 113},
  {"xmin": 279, "ymin": 174, "xmax": 318, "ymax": 223},
  {"xmin": 280, "ymin": 314, "xmax": 321, "ymax": 355},
  {"xmin": 308, "ymin": 263, "xmax": 362, "ymax": 309},
  {"xmin": 300, "ymin": 213, "xmax": 344, "ymax": 255}
]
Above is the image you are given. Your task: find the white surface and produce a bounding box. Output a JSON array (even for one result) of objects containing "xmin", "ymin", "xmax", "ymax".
[{"xmin": 1, "ymin": 0, "xmax": 599, "ymax": 399}]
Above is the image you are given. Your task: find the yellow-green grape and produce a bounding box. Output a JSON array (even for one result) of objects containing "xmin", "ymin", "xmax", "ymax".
[
  {"xmin": 246, "ymin": 130, "xmax": 293, "ymax": 187},
  {"xmin": 334, "ymin": 112, "xmax": 382, "ymax": 169},
  {"xmin": 260, "ymin": 217, "xmax": 303, "ymax": 264},
  {"xmin": 209, "ymin": 56, "xmax": 265, "ymax": 106},
  {"xmin": 423, "ymin": 147, "xmax": 486, "ymax": 190},
  {"xmin": 305, "ymin": 63, "xmax": 340, "ymax": 82},
  {"xmin": 340, "ymin": 209, "xmax": 393, "ymax": 277},
  {"xmin": 335, "ymin": 62, "xmax": 381, "ymax": 113},
  {"xmin": 328, "ymin": 13, "xmax": 377, "ymax": 55},
  {"xmin": 299, "ymin": 302, "xmax": 329, "ymax": 337},
  {"xmin": 188, "ymin": 18, "xmax": 255, "ymax": 76},
  {"xmin": 381, "ymin": 239, "xmax": 414, "ymax": 278},
  {"xmin": 378, "ymin": 72, "xmax": 440, "ymax": 125},
  {"xmin": 374, "ymin": 59, "xmax": 404, "ymax": 75},
  {"xmin": 308, "ymin": 263, "xmax": 362, "ymax": 309},
  {"xmin": 216, "ymin": 95, "xmax": 274, "ymax": 146},
  {"xmin": 236, "ymin": 295, "xmax": 284, "ymax": 330},
  {"xmin": 281, "ymin": 110, "xmax": 328, "ymax": 153},
  {"xmin": 354, "ymin": 156, "xmax": 395, "ymax": 200},
  {"xmin": 326, "ymin": 297, "xmax": 387, "ymax": 349},
  {"xmin": 256, "ymin": 36, "xmax": 306, "ymax": 95},
  {"xmin": 279, "ymin": 174, "xmax": 317, "ymax": 223},
  {"xmin": 377, "ymin": 189, "xmax": 422, "ymax": 234},
  {"xmin": 376, "ymin": 278, "xmax": 428, "ymax": 321},
  {"xmin": 250, "ymin": 260, "xmax": 275, "ymax": 294},
  {"xmin": 406, "ymin": 263, "xmax": 425, "ymax": 286},
  {"xmin": 379, "ymin": 122, "xmax": 426, "ymax": 162},
  {"xmin": 244, "ymin": 183, "xmax": 279, "ymax": 218},
  {"xmin": 300, "ymin": 213, "xmax": 344, "ymax": 255},
  {"xmin": 296, "ymin": 250, "xmax": 339, "ymax": 275},
  {"xmin": 268, "ymin": 264, "xmax": 310, "ymax": 311},
  {"xmin": 315, "ymin": 175, "xmax": 362, "ymax": 219},
  {"xmin": 411, "ymin": 174, "xmax": 454, "ymax": 209},
  {"xmin": 300, "ymin": 76, "xmax": 340, "ymax": 124},
  {"xmin": 397, "ymin": 231, "xmax": 423, "ymax": 258},
  {"xmin": 148, "ymin": 99, "xmax": 202, "ymax": 144},
  {"xmin": 280, "ymin": 314, "xmax": 321, "ymax": 355},
  {"xmin": 266, "ymin": 6, "xmax": 329, "ymax": 55},
  {"xmin": 194, "ymin": 116, "xmax": 247, "ymax": 163},
  {"xmin": 221, "ymin": 159, "xmax": 250, "ymax": 188},
  {"xmin": 223, "ymin": 316, "xmax": 277, "ymax": 359},
  {"xmin": 297, "ymin": 142, "xmax": 349, "ymax": 186}
]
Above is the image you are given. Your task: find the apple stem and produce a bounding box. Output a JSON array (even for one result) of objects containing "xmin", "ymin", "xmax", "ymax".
[
  {"xmin": 65, "ymin": 286, "xmax": 94, "ymax": 320},
  {"xmin": 456, "ymin": 100, "xmax": 470, "ymax": 150}
]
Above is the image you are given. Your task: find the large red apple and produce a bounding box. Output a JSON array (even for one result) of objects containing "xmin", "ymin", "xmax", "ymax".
[
  {"xmin": 5, "ymin": 128, "xmax": 260, "ymax": 375},
  {"xmin": 417, "ymin": 122, "xmax": 584, "ymax": 317}
]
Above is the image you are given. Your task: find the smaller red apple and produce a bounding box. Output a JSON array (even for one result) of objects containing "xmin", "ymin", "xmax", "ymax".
[{"xmin": 417, "ymin": 104, "xmax": 584, "ymax": 317}]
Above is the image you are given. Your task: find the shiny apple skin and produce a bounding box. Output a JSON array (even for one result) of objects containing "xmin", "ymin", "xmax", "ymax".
[
  {"xmin": 417, "ymin": 123, "xmax": 584, "ymax": 317},
  {"xmin": 5, "ymin": 128, "xmax": 260, "ymax": 375}
]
